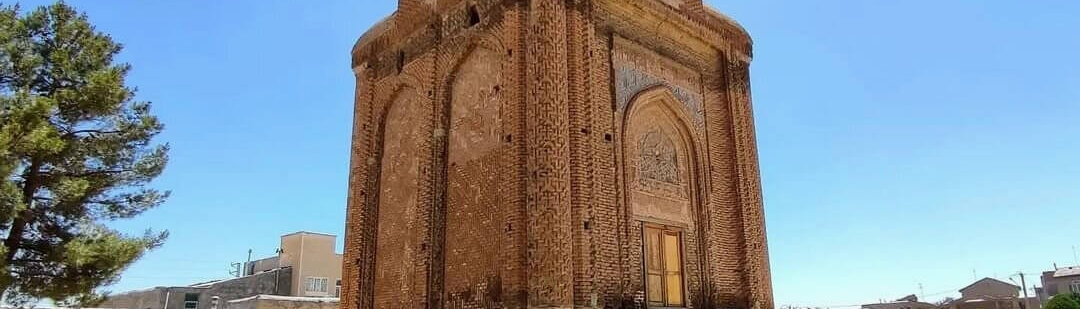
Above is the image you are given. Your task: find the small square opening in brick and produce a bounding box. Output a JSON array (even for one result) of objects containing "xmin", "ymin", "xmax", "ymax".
[{"xmin": 466, "ymin": 5, "xmax": 480, "ymax": 27}]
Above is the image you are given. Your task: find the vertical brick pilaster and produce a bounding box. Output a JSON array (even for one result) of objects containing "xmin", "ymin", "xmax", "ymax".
[
  {"xmin": 588, "ymin": 31, "xmax": 623, "ymax": 308},
  {"xmin": 342, "ymin": 64, "xmax": 377, "ymax": 309},
  {"xmin": 704, "ymin": 57, "xmax": 749, "ymax": 308},
  {"xmin": 728, "ymin": 59, "xmax": 774, "ymax": 309},
  {"xmin": 500, "ymin": 4, "xmax": 529, "ymax": 308},
  {"xmin": 525, "ymin": 0, "xmax": 574, "ymax": 307},
  {"xmin": 567, "ymin": 0, "xmax": 598, "ymax": 307}
]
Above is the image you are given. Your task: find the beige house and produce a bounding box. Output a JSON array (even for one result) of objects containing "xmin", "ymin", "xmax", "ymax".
[
  {"xmin": 246, "ymin": 232, "xmax": 343, "ymax": 298},
  {"xmin": 1040, "ymin": 266, "xmax": 1080, "ymax": 300},
  {"xmin": 946, "ymin": 278, "xmax": 1034, "ymax": 309}
]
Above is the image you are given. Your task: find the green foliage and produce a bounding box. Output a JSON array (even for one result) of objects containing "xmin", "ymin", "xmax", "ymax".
[
  {"xmin": 1046, "ymin": 294, "xmax": 1080, "ymax": 309},
  {"xmin": 0, "ymin": 1, "xmax": 169, "ymax": 306}
]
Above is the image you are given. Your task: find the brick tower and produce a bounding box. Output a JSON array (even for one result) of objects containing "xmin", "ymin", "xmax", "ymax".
[{"xmin": 341, "ymin": 1, "xmax": 772, "ymax": 308}]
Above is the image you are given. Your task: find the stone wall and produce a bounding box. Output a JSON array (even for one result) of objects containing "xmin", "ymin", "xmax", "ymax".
[{"xmin": 342, "ymin": 1, "xmax": 772, "ymax": 309}]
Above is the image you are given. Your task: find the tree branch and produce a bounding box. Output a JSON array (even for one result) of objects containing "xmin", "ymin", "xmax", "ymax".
[
  {"xmin": 40, "ymin": 168, "xmax": 132, "ymax": 178},
  {"xmin": 61, "ymin": 129, "xmax": 123, "ymax": 138},
  {"xmin": 5, "ymin": 159, "xmax": 41, "ymax": 263}
]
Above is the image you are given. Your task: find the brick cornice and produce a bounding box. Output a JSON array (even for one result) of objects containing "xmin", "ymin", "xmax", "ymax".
[{"xmin": 352, "ymin": 0, "xmax": 752, "ymax": 71}]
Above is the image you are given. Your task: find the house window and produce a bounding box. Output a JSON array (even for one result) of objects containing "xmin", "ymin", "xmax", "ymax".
[
  {"xmin": 183, "ymin": 293, "xmax": 199, "ymax": 309},
  {"xmin": 1070, "ymin": 280, "xmax": 1080, "ymax": 293},
  {"xmin": 335, "ymin": 279, "xmax": 342, "ymax": 297},
  {"xmin": 644, "ymin": 225, "xmax": 685, "ymax": 307},
  {"xmin": 306, "ymin": 277, "xmax": 329, "ymax": 294}
]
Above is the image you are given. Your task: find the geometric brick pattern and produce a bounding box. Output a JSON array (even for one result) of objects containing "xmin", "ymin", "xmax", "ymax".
[{"xmin": 342, "ymin": 1, "xmax": 773, "ymax": 308}]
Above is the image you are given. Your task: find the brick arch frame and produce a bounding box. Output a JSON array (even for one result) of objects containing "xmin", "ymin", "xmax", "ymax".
[
  {"xmin": 619, "ymin": 85, "xmax": 714, "ymax": 307},
  {"xmin": 365, "ymin": 46, "xmax": 443, "ymax": 306},
  {"xmin": 430, "ymin": 31, "xmax": 513, "ymax": 309}
]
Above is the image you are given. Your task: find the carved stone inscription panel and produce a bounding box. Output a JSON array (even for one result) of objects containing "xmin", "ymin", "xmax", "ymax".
[
  {"xmin": 626, "ymin": 100, "xmax": 694, "ymax": 225},
  {"xmin": 638, "ymin": 129, "xmax": 680, "ymax": 185},
  {"xmin": 613, "ymin": 37, "xmax": 705, "ymax": 131}
]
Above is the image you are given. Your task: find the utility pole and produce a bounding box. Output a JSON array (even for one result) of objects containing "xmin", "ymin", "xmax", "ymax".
[
  {"xmin": 919, "ymin": 283, "xmax": 925, "ymax": 300},
  {"xmin": 1019, "ymin": 272, "xmax": 1029, "ymax": 309},
  {"xmin": 245, "ymin": 249, "xmax": 253, "ymax": 275}
]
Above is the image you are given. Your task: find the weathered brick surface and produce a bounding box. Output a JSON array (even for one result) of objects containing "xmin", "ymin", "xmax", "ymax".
[
  {"xmin": 373, "ymin": 87, "xmax": 426, "ymax": 309},
  {"xmin": 444, "ymin": 47, "xmax": 505, "ymax": 309},
  {"xmin": 342, "ymin": 1, "xmax": 772, "ymax": 309}
]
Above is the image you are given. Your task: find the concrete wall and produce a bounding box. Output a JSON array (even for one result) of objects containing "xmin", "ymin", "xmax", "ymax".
[
  {"xmin": 100, "ymin": 268, "xmax": 291, "ymax": 309},
  {"xmin": 226, "ymin": 296, "xmax": 338, "ymax": 309},
  {"xmin": 246, "ymin": 256, "xmax": 280, "ymax": 275}
]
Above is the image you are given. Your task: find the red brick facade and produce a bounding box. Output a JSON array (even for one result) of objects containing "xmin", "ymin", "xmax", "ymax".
[{"xmin": 342, "ymin": 1, "xmax": 772, "ymax": 308}]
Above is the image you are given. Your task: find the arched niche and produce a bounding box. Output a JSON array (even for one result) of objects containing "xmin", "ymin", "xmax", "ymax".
[
  {"xmin": 622, "ymin": 86, "xmax": 707, "ymax": 307},
  {"xmin": 443, "ymin": 46, "xmax": 504, "ymax": 307},
  {"xmin": 373, "ymin": 87, "xmax": 427, "ymax": 309},
  {"xmin": 623, "ymin": 86, "xmax": 703, "ymax": 226}
]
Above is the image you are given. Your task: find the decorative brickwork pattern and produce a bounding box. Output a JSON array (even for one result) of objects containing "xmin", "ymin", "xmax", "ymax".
[
  {"xmin": 524, "ymin": 0, "xmax": 574, "ymax": 306},
  {"xmin": 444, "ymin": 47, "xmax": 505, "ymax": 309},
  {"xmin": 373, "ymin": 88, "xmax": 426, "ymax": 309},
  {"xmin": 342, "ymin": 1, "xmax": 773, "ymax": 309}
]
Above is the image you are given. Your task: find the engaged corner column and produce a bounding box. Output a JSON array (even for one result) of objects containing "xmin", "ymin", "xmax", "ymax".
[
  {"xmin": 728, "ymin": 58, "xmax": 775, "ymax": 309},
  {"xmin": 342, "ymin": 63, "xmax": 377, "ymax": 309},
  {"xmin": 525, "ymin": 0, "xmax": 574, "ymax": 307}
]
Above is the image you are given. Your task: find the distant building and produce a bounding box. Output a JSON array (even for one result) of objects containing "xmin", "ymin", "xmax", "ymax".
[
  {"xmin": 862, "ymin": 294, "xmax": 937, "ymax": 309},
  {"xmin": 244, "ymin": 231, "xmax": 343, "ymax": 298},
  {"xmin": 100, "ymin": 231, "xmax": 343, "ymax": 309},
  {"xmin": 99, "ymin": 267, "xmax": 291, "ymax": 309},
  {"xmin": 1040, "ymin": 266, "xmax": 1080, "ymax": 300},
  {"xmin": 946, "ymin": 277, "xmax": 1038, "ymax": 309}
]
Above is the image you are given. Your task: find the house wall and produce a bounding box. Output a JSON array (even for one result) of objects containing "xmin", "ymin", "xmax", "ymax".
[
  {"xmin": 100, "ymin": 269, "xmax": 291, "ymax": 309},
  {"xmin": 100, "ymin": 288, "xmax": 165, "ymax": 309},
  {"xmin": 280, "ymin": 232, "xmax": 342, "ymax": 297},
  {"xmin": 341, "ymin": 1, "xmax": 771, "ymax": 308},
  {"xmin": 954, "ymin": 300, "xmax": 1020, "ymax": 309},
  {"xmin": 961, "ymin": 280, "xmax": 1019, "ymax": 299},
  {"xmin": 226, "ymin": 297, "xmax": 338, "ymax": 309},
  {"xmin": 246, "ymin": 256, "xmax": 280, "ymax": 275},
  {"xmin": 862, "ymin": 301, "xmax": 936, "ymax": 309},
  {"xmin": 1041, "ymin": 272, "xmax": 1080, "ymax": 297}
]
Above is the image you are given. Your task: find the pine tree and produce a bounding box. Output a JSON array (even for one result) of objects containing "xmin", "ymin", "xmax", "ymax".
[{"xmin": 0, "ymin": 2, "xmax": 169, "ymax": 306}]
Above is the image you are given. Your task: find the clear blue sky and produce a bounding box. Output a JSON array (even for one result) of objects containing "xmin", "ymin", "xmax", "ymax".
[{"xmin": 17, "ymin": 0, "xmax": 1080, "ymax": 307}]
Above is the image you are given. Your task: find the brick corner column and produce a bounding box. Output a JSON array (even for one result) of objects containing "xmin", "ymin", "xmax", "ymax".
[
  {"xmin": 524, "ymin": 0, "xmax": 575, "ymax": 307},
  {"xmin": 341, "ymin": 63, "xmax": 378, "ymax": 309},
  {"xmin": 727, "ymin": 58, "xmax": 775, "ymax": 309}
]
